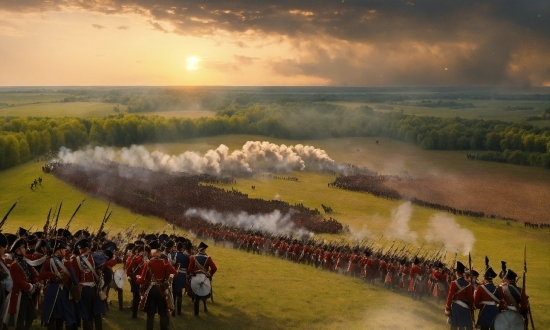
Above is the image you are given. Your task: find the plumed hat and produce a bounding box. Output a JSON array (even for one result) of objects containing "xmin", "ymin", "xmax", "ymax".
[
  {"xmin": 16, "ymin": 227, "xmax": 28, "ymax": 237},
  {"xmin": 483, "ymin": 267, "xmax": 498, "ymax": 279},
  {"xmin": 456, "ymin": 261, "xmax": 467, "ymax": 273},
  {"xmin": 504, "ymin": 269, "xmax": 518, "ymax": 281},
  {"xmin": 198, "ymin": 242, "xmax": 208, "ymax": 250}
]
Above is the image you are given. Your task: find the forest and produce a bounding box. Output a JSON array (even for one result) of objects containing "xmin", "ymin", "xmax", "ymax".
[{"xmin": 1, "ymin": 98, "xmax": 549, "ymax": 170}]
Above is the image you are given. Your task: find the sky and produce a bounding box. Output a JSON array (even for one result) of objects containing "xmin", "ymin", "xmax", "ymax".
[{"xmin": 0, "ymin": 0, "xmax": 548, "ymax": 87}]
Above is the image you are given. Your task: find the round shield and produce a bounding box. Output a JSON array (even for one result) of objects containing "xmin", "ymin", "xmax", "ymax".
[
  {"xmin": 190, "ymin": 274, "xmax": 211, "ymax": 296},
  {"xmin": 493, "ymin": 310, "xmax": 524, "ymax": 330},
  {"xmin": 111, "ymin": 269, "xmax": 126, "ymax": 289}
]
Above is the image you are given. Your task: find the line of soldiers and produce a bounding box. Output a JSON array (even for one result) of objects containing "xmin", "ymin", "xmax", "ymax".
[
  {"xmin": 0, "ymin": 227, "xmax": 217, "ymax": 330},
  {"xmin": 204, "ymin": 229, "xmax": 532, "ymax": 330}
]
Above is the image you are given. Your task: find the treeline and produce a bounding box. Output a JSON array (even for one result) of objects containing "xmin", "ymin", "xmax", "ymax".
[
  {"xmin": 0, "ymin": 102, "xmax": 549, "ymax": 170},
  {"xmin": 49, "ymin": 87, "xmax": 550, "ymax": 113}
]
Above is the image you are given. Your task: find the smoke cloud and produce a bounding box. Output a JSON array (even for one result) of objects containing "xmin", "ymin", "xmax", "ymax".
[
  {"xmin": 57, "ymin": 141, "xmax": 344, "ymax": 176},
  {"xmin": 185, "ymin": 208, "xmax": 312, "ymax": 237},
  {"xmin": 424, "ymin": 213, "xmax": 475, "ymax": 256},
  {"xmin": 384, "ymin": 202, "xmax": 418, "ymax": 244}
]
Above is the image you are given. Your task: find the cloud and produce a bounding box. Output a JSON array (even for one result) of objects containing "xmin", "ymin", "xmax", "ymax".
[
  {"xmin": 1, "ymin": 0, "xmax": 548, "ymax": 86},
  {"xmin": 147, "ymin": 20, "xmax": 169, "ymax": 33},
  {"xmin": 234, "ymin": 55, "xmax": 259, "ymax": 66},
  {"xmin": 91, "ymin": 24, "xmax": 105, "ymax": 29},
  {"xmin": 117, "ymin": 25, "xmax": 129, "ymax": 30}
]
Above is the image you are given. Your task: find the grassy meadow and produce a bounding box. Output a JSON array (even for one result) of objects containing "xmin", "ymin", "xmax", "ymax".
[
  {"xmin": 1, "ymin": 134, "xmax": 549, "ymax": 329},
  {"xmin": 330, "ymin": 99, "xmax": 550, "ymax": 127}
]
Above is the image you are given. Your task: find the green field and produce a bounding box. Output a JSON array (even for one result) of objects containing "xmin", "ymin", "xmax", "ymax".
[
  {"xmin": 0, "ymin": 101, "xmax": 216, "ymax": 119},
  {"xmin": 329, "ymin": 99, "xmax": 550, "ymax": 127},
  {"xmin": 1, "ymin": 133, "xmax": 549, "ymax": 329}
]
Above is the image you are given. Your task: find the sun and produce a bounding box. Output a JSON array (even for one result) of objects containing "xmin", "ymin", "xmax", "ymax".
[{"xmin": 186, "ymin": 56, "xmax": 201, "ymax": 71}]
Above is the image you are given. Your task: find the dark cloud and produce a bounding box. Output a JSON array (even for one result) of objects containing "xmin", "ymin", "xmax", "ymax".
[
  {"xmin": 91, "ymin": 24, "xmax": 105, "ymax": 29},
  {"xmin": 2, "ymin": 0, "xmax": 548, "ymax": 86}
]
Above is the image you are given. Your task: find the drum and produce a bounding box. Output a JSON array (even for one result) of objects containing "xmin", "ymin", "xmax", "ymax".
[
  {"xmin": 113, "ymin": 269, "xmax": 126, "ymax": 289},
  {"xmin": 190, "ymin": 273, "xmax": 211, "ymax": 296},
  {"xmin": 493, "ymin": 310, "xmax": 524, "ymax": 330}
]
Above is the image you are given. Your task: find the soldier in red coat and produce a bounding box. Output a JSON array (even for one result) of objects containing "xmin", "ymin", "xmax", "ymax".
[
  {"xmin": 136, "ymin": 240, "xmax": 176, "ymax": 330},
  {"xmin": 71, "ymin": 238, "xmax": 105, "ymax": 330},
  {"xmin": 126, "ymin": 244, "xmax": 145, "ymax": 319},
  {"xmin": 4, "ymin": 238, "xmax": 40, "ymax": 330},
  {"xmin": 188, "ymin": 242, "xmax": 217, "ymax": 317},
  {"xmin": 445, "ymin": 261, "xmax": 474, "ymax": 330},
  {"xmin": 408, "ymin": 257, "xmax": 423, "ymax": 300},
  {"xmin": 0, "ymin": 234, "xmax": 13, "ymax": 329}
]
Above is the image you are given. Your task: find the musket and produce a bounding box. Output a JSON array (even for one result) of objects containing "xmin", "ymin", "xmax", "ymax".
[
  {"xmin": 95, "ymin": 204, "xmax": 112, "ymax": 240},
  {"xmin": 65, "ymin": 199, "xmax": 85, "ymax": 230},
  {"xmin": 413, "ymin": 242, "xmax": 425, "ymax": 258},
  {"xmin": 451, "ymin": 249, "xmax": 458, "ymax": 271},
  {"xmin": 523, "ymin": 245, "xmax": 535, "ymax": 330},
  {"xmin": 0, "ymin": 199, "xmax": 19, "ymax": 231},
  {"xmin": 53, "ymin": 202, "xmax": 62, "ymax": 236},
  {"xmin": 43, "ymin": 207, "xmax": 52, "ymax": 235}
]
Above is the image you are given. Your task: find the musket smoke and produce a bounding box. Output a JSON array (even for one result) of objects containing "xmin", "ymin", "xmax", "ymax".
[
  {"xmin": 424, "ymin": 213, "xmax": 475, "ymax": 256},
  {"xmin": 57, "ymin": 141, "xmax": 344, "ymax": 176},
  {"xmin": 184, "ymin": 208, "xmax": 313, "ymax": 237},
  {"xmin": 384, "ymin": 202, "xmax": 418, "ymax": 244}
]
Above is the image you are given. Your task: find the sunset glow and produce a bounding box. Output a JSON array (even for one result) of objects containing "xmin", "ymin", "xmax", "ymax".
[{"xmin": 0, "ymin": 1, "xmax": 547, "ymax": 86}]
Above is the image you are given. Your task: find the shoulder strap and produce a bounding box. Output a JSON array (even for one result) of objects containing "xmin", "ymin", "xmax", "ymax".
[
  {"xmin": 481, "ymin": 284, "xmax": 500, "ymax": 303},
  {"xmin": 503, "ymin": 285, "xmax": 521, "ymax": 310},
  {"xmin": 453, "ymin": 280, "xmax": 471, "ymax": 297}
]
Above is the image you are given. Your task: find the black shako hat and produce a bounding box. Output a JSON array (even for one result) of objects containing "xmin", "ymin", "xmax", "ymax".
[
  {"xmin": 413, "ymin": 257, "xmax": 420, "ymax": 265},
  {"xmin": 16, "ymin": 227, "xmax": 28, "ymax": 237},
  {"xmin": 149, "ymin": 240, "xmax": 160, "ymax": 250},
  {"xmin": 456, "ymin": 261, "xmax": 467, "ymax": 273},
  {"xmin": 10, "ymin": 238, "xmax": 27, "ymax": 253},
  {"xmin": 483, "ymin": 267, "xmax": 498, "ymax": 279},
  {"xmin": 198, "ymin": 242, "xmax": 208, "ymax": 250},
  {"xmin": 50, "ymin": 239, "xmax": 68, "ymax": 251},
  {"xmin": 504, "ymin": 269, "xmax": 518, "ymax": 281},
  {"xmin": 471, "ymin": 270, "xmax": 479, "ymax": 277},
  {"xmin": 0, "ymin": 234, "xmax": 8, "ymax": 249},
  {"xmin": 165, "ymin": 240, "xmax": 175, "ymax": 249},
  {"xmin": 75, "ymin": 238, "xmax": 90, "ymax": 250}
]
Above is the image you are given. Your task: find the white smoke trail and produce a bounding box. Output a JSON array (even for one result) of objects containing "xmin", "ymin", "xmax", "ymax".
[
  {"xmin": 184, "ymin": 208, "xmax": 313, "ymax": 237},
  {"xmin": 57, "ymin": 141, "xmax": 344, "ymax": 176},
  {"xmin": 424, "ymin": 213, "xmax": 475, "ymax": 256},
  {"xmin": 384, "ymin": 202, "xmax": 418, "ymax": 243}
]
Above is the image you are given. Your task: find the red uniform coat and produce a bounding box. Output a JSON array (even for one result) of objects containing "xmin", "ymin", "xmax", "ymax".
[
  {"xmin": 8, "ymin": 257, "xmax": 39, "ymax": 314},
  {"xmin": 408, "ymin": 264, "xmax": 423, "ymax": 292},
  {"xmin": 71, "ymin": 253, "xmax": 96, "ymax": 285},
  {"xmin": 136, "ymin": 258, "xmax": 177, "ymax": 311},
  {"xmin": 445, "ymin": 277, "xmax": 474, "ymax": 316},
  {"xmin": 126, "ymin": 254, "xmax": 144, "ymax": 282}
]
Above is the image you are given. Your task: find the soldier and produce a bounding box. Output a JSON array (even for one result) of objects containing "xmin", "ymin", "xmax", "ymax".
[
  {"xmin": 473, "ymin": 267, "xmax": 501, "ymax": 330},
  {"xmin": 126, "ymin": 244, "xmax": 145, "ymax": 319},
  {"xmin": 4, "ymin": 238, "xmax": 40, "ymax": 330},
  {"xmin": 170, "ymin": 240, "xmax": 192, "ymax": 316},
  {"xmin": 0, "ymin": 234, "xmax": 12, "ymax": 329},
  {"xmin": 136, "ymin": 240, "xmax": 176, "ymax": 330},
  {"xmin": 408, "ymin": 257, "xmax": 423, "ymax": 300},
  {"xmin": 445, "ymin": 261, "xmax": 474, "ymax": 330},
  {"xmin": 39, "ymin": 240, "xmax": 79, "ymax": 330},
  {"xmin": 71, "ymin": 238, "xmax": 105, "ymax": 330},
  {"xmin": 188, "ymin": 242, "xmax": 217, "ymax": 317},
  {"xmin": 498, "ymin": 269, "xmax": 529, "ymax": 323}
]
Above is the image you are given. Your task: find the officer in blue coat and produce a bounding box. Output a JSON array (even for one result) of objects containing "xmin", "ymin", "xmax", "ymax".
[
  {"xmin": 170, "ymin": 240, "xmax": 192, "ymax": 316},
  {"xmin": 39, "ymin": 240, "xmax": 79, "ymax": 330},
  {"xmin": 473, "ymin": 267, "xmax": 501, "ymax": 330}
]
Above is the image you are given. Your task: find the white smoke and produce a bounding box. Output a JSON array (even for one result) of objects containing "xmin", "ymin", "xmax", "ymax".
[
  {"xmin": 57, "ymin": 141, "xmax": 344, "ymax": 176},
  {"xmin": 184, "ymin": 208, "xmax": 313, "ymax": 237},
  {"xmin": 347, "ymin": 225, "xmax": 373, "ymax": 244},
  {"xmin": 384, "ymin": 202, "xmax": 418, "ymax": 243},
  {"xmin": 424, "ymin": 213, "xmax": 475, "ymax": 256}
]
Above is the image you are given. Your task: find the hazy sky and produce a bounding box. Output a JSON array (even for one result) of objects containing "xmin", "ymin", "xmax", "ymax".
[{"xmin": 0, "ymin": 0, "xmax": 548, "ymax": 87}]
